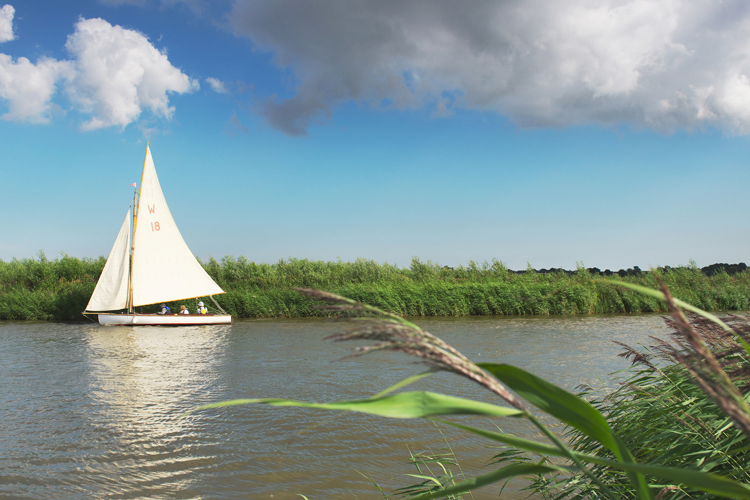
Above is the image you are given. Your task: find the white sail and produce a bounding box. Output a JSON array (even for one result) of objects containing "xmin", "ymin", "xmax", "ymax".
[
  {"xmin": 86, "ymin": 210, "xmax": 132, "ymax": 312},
  {"xmin": 131, "ymin": 145, "xmax": 224, "ymax": 306}
]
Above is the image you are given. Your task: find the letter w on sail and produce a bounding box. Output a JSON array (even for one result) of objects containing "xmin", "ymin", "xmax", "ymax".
[{"xmin": 147, "ymin": 204, "xmax": 156, "ymax": 214}]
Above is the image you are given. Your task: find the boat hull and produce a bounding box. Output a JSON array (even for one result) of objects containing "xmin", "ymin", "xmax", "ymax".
[{"xmin": 97, "ymin": 313, "xmax": 232, "ymax": 326}]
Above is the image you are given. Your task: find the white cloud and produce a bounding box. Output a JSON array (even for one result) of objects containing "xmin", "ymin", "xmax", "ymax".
[
  {"xmin": 0, "ymin": 4, "xmax": 14, "ymax": 43},
  {"xmin": 64, "ymin": 17, "xmax": 198, "ymax": 130},
  {"xmin": 0, "ymin": 55, "xmax": 72, "ymax": 122},
  {"xmin": 0, "ymin": 16, "xmax": 196, "ymax": 129},
  {"xmin": 206, "ymin": 76, "xmax": 228, "ymax": 94},
  {"xmin": 229, "ymin": 0, "xmax": 750, "ymax": 136}
]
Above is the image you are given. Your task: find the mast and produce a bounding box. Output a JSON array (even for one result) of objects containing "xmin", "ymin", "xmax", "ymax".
[
  {"xmin": 127, "ymin": 141, "xmax": 150, "ymax": 314},
  {"xmin": 126, "ymin": 186, "xmax": 137, "ymax": 313}
]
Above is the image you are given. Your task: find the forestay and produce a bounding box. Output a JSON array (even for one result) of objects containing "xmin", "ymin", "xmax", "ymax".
[
  {"xmin": 86, "ymin": 210, "xmax": 131, "ymax": 311},
  {"xmin": 131, "ymin": 146, "xmax": 224, "ymax": 306}
]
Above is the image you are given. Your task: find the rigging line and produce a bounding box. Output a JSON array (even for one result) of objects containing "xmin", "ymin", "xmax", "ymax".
[
  {"xmin": 81, "ymin": 312, "xmax": 98, "ymax": 323},
  {"xmin": 209, "ymin": 294, "xmax": 228, "ymax": 315}
]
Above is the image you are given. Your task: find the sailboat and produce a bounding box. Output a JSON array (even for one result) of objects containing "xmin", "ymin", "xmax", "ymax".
[{"xmin": 84, "ymin": 144, "xmax": 232, "ymax": 326}]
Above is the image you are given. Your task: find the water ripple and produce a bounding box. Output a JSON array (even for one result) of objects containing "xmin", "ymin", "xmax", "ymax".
[{"xmin": 0, "ymin": 314, "xmax": 669, "ymax": 499}]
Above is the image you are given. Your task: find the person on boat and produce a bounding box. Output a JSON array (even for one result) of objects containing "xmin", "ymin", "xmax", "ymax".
[
  {"xmin": 158, "ymin": 303, "xmax": 171, "ymax": 315},
  {"xmin": 179, "ymin": 305, "xmax": 190, "ymax": 315},
  {"xmin": 196, "ymin": 301, "xmax": 207, "ymax": 314}
]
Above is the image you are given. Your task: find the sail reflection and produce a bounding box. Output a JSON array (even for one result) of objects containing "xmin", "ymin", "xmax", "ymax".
[{"xmin": 83, "ymin": 325, "xmax": 231, "ymax": 498}]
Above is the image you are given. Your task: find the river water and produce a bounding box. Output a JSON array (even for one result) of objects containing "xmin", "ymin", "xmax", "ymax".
[{"xmin": 0, "ymin": 314, "xmax": 671, "ymax": 499}]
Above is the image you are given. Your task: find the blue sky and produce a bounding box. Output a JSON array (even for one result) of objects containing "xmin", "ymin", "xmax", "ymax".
[{"xmin": 1, "ymin": 0, "xmax": 749, "ymax": 270}]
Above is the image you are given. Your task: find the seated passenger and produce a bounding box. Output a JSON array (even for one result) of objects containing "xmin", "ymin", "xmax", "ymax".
[
  {"xmin": 179, "ymin": 305, "xmax": 190, "ymax": 315},
  {"xmin": 158, "ymin": 303, "xmax": 171, "ymax": 315},
  {"xmin": 196, "ymin": 301, "xmax": 207, "ymax": 314}
]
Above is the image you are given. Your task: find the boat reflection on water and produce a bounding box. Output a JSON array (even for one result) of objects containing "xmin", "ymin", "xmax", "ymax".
[{"xmin": 82, "ymin": 324, "xmax": 231, "ymax": 498}]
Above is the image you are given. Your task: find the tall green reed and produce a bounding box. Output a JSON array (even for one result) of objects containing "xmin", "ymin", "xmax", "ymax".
[
  {"xmin": 3, "ymin": 254, "xmax": 750, "ymax": 320},
  {"xmin": 0, "ymin": 252, "xmax": 101, "ymax": 320}
]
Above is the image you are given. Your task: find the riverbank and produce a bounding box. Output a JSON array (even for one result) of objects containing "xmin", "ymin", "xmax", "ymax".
[{"xmin": 1, "ymin": 253, "xmax": 749, "ymax": 321}]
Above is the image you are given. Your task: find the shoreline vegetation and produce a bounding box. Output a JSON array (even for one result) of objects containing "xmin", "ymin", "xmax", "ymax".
[{"xmin": 1, "ymin": 252, "xmax": 749, "ymax": 321}]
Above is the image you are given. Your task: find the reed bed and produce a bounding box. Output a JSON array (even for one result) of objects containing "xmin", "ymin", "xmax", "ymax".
[
  {"xmin": 1, "ymin": 253, "xmax": 749, "ymax": 321},
  {"xmin": 519, "ymin": 312, "xmax": 750, "ymax": 499}
]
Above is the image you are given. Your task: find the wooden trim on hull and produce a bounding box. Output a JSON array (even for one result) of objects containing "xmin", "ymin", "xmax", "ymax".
[{"xmin": 97, "ymin": 313, "xmax": 232, "ymax": 326}]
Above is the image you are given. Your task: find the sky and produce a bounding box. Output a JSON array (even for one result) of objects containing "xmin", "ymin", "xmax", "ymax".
[{"xmin": 1, "ymin": 0, "xmax": 749, "ymax": 271}]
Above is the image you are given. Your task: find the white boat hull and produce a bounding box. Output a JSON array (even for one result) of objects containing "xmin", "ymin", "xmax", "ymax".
[{"xmin": 97, "ymin": 313, "xmax": 232, "ymax": 326}]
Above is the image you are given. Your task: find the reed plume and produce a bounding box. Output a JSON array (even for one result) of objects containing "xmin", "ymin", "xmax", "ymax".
[
  {"xmin": 295, "ymin": 287, "xmax": 526, "ymax": 410},
  {"xmin": 654, "ymin": 280, "xmax": 750, "ymax": 441}
]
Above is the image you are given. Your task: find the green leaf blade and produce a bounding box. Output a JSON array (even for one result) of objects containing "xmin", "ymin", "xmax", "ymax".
[
  {"xmin": 478, "ymin": 363, "xmax": 616, "ymax": 451},
  {"xmin": 190, "ymin": 391, "xmax": 525, "ymax": 419}
]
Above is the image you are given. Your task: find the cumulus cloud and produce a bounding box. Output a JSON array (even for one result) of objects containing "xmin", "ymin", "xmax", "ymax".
[
  {"xmin": 0, "ymin": 4, "xmax": 14, "ymax": 43},
  {"xmin": 206, "ymin": 76, "xmax": 228, "ymax": 94},
  {"xmin": 0, "ymin": 15, "xmax": 196, "ymax": 129},
  {"xmin": 64, "ymin": 17, "xmax": 198, "ymax": 130},
  {"xmin": 229, "ymin": 0, "xmax": 750, "ymax": 135},
  {"xmin": 0, "ymin": 55, "xmax": 72, "ymax": 122}
]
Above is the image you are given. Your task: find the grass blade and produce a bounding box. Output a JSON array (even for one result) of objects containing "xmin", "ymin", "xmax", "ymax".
[
  {"xmin": 374, "ymin": 369, "xmax": 439, "ymax": 398},
  {"xmin": 189, "ymin": 391, "xmax": 525, "ymax": 419},
  {"xmin": 478, "ymin": 363, "xmax": 616, "ymax": 451},
  {"xmin": 408, "ymin": 463, "xmax": 560, "ymax": 500},
  {"xmin": 437, "ymin": 419, "xmax": 567, "ymax": 456}
]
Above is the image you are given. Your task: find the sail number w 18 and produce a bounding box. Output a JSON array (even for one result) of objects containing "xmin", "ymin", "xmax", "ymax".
[{"xmin": 148, "ymin": 204, "xmax": 160, "ymax": 231}]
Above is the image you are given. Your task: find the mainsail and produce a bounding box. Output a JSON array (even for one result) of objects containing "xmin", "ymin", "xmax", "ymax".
[
  {"xmin": 131, "ymin": 145, "xmax": 224, "ymax": 306},
  {"xmin": 86, "ymin": 210, "xmax": 132, "ymax": 312}
]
